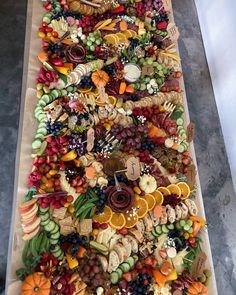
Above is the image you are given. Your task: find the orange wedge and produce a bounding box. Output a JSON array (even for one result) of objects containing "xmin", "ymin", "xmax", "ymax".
[
  {"xmin": 109, "ymin": 212, "xmax": 126, "ymax": 230},
  {"xmin": 177, "ymin": 182, "xmax": 191, "ymax": 199},
  {"xmin": 143, "ymin": 194, "xmax": 156, "ymax": 211},
  {"xmin": 157, "ymin": 187, "xmax": 171, "ymax": 196},
  {"xmin": 151, "ymin": 190, "xmax": 164, "ymax": 205},
  {"xmin": 167, "ymin": 184, "xmax": 181, "ymax": 198},
  {"xmin": 93, "ymin": 206, "xmax": 113, "ymax": 223},
  {"xmin": 135, "ymin": 197, "xmax": 148, "ymax": 218},
  {"xmin": 124, "ymin": 211, "xmax": 138, "ymax": 228}
]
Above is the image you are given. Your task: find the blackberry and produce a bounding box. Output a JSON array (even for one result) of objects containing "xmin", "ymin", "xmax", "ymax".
[
  {"xmin": 93, "ymin": 185, "xmax": 108, "ymax": 212},
  {"xmin": 68, "ymin": 134, "xmax": 86, "ymax": 156}
]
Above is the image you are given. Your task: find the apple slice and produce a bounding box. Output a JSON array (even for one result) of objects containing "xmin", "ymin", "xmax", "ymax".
[
  {"xmin": 20, "ymin": 203, "xmax": 38, "ymax": 220},
  {"xmin": 23, "ymin": 225, "xmax": 40, "ymax": 241},
  {"xmin": 19, "ymin": 198, "xmax": 37, "ymax": 213},
  {"xmin": 21, "ymin": 215, "xmax": 38, "ymax": 227},
  {"xmin": 23, "ymin": 217, "xmax": 41, "ymax": 234}
]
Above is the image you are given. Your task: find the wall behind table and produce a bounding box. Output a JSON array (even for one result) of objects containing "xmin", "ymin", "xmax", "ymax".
[{"xmin": 195, "ymin": 0, "xmax": 236, "ymax": 191}]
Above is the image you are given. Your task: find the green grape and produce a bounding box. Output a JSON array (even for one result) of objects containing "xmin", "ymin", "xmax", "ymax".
[
  {"xmin": 156, "ymin": 64, "xmax": 162, "ymax": 70},
  {"xmin": 95, "ymin": 39, "xmax": 101, "ymax": 45},
  {"xmin": 136, "ymin": 83, "xmax": 140, "ymax": 89},
  {"xmin": 186, "ymin": 219, "xmax": 193, "ymax": 226},
  {"xmin": 180, "ymin": 220, "xmax": 185, "ymax": 227},
  {"xmin": 145, "ymin": 77, "xmax": 151, "ymax": 83},
  {"xmin": 147, "ymin": 58, "xmax": 153, "ymax": 65},
  {"xmin": 188, "ymin": 227, "xmax": 193, "ymax": 234},
  {"xmin": 156, "ymin": 78, "xmax": 162, "ymax": 85},
  {"xmin": 90, "ymin": 45, "xmax": 95, "ymax": 51},
  {"xmin": 90, "ymin": 36, "xmax": 95, "ymax": 42},
  {"xmin": 163, "ymin": 68, "xmax": 168, "ymax": 75},
  {"xmin": 140, "ymin": 84, "xmax": 146, "ymax": 91},
  {"xmin": 140, "ymin": 58, "xmax": 145, "ymax": 64},
  {"xmin": 153, "ymin": 62, "xmax": 159, "ymax": 67},
  {"xmin": 158, "ymin": 71, "xmax": 164, "ymax": 77},
  {"xmin": 87, "ymin": 40, "xmax": 92, "ymax": 46},
  {"xmin": 143, "ymin": 60, "xmax": 147, "ymax": 66},
  {"xmin": 175, "ymin": 222, "xmax": 181, "ymax": 230},
  {"xmin": 183, "ymin": 224, "xmax": 190, "ymax": 231}
]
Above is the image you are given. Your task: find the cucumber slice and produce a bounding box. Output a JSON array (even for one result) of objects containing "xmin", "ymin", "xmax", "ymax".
[
  {"xmin": 41, "ymin": 94, "xmax": 51, "ymax": 104},
  {"xmin": 37, "ymin": 127, "xmax": 47, "ymax": 136},
  {"xmin": 32, "ymin": 140, "xmax": 41, "ymax": 150},
  {"xmin": 161, "ymin": 225, "xmax": 169, "ymax": 234},
  {"xmin": 45, "ymin": 221, "xmax": 56, "ymax": 232},
  {"xmin": 120, "ymin": 262, "xmax": 130, "ymax": 273},
  {"xmin": 152, "ymin": 228, "xmax": 159, "ymax": 237},
  {"xmin": 51, "ymin": 224, "xmax": 60, "ymax": 234},
  {"xmin": 57, "ymin": 252, "xmax": 64, "ymax": 261},
  {"xmin": 51, "ymin": 245, "xmax": 61, "ymax": 253},
  {"xmin": 167, "ymin": 224, "xmax": 175, "ymax": 230},
  {"xmin": 38, "ymin": 113, "xmax": 46, "ymax": 121},
  {"xmin": 39, "ymin": 207, "xmax": 49, "ymax": 214},
  {"xmin": 111, "ymin": 272, "xmax": 119, "ymax": 284},
  {"xmin": 176, "ymin": 118, "xmax": 184, "ymax": 126},
  {"xmin": 53, "ymin": 249, "xmax": 63, "ymax": 258},
  {"xmin": 179, "ymin": 129, "xmax": 186, "ymax": 135},
  {"xmin": 50, "ymin": 238, "xmax": 59, "ymax": 245},
  {"xmin": 50, "ymin": 231, "xmax": 60, "ymax": 240},
  {"xmin": 126, "ymin": 257, "xmax": 135, "ymax": 268},
  {"xmin": 116, "ymin": 268, "xmax": 123, "ymax": 279},
  {"xmin": 177, "ymin": 145, "xmax": 185, "ymax": 153},
  {"xmin": 40, "ymin": 212, "xmax": 50, "ymax": 221},
  {"xmin": 155, "ymin": 225, "xmax": 162, "ymax": 235},
  {"xmin": 35, "ymin": 133, "xmax": 45, "ymax": 141},
  {"xmin": 41, "ymin": 218, "xmax": 50, "ymax": 226}
]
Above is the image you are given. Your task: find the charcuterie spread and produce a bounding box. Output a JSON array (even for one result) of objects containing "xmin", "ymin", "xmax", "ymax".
[{"xmin": 14, "ymin": 0, "xmax": 214, "ymax": 294}]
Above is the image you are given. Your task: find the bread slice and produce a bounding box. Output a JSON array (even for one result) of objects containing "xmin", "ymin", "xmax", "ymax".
[
  {"xmin": 108, "ymin": 250, "xmax": 120, "ymax": 273},
  {"xmin": 113, "ymin": 243, "xmax": 128, "ymax": 263}
]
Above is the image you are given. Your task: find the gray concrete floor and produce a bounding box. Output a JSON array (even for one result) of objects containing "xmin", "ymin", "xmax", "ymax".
[{"xmin": 0, "ymin": 0, "xmax": 235, "ymax": 294}]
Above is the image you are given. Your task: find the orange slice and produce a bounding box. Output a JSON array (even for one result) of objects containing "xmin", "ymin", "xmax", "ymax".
[
  {"xmin": 128, "ymin": 29, "xmax": 137, "ymax": 37},
  {"xmin": 116, "ymin": 32, "xmax": 128, "ymax": 43},
  {"xmin": 167, "ymin": 184, "xmax": 181, "ymax": 198},
  {"xmin": 78, "ymin": 87, "xmax": 93, "ymax": 93},
  {"xmin": 122, "ymin": 30, "xmax": 133, "ymax": 38},
  {"xmin": 157, "ymin": 186, "xmax": 171, "ymax": 196},
  {"xmin": 124, "ymin": 211, "xmax": 138, "ymax": 228},
  {"xmin": 143, "ymin": 194, "xmax": 156, "ymax": 211},
  {"xmin": 151, "ymin": 190, "xmax": 164, "ymax": 205},
  {"xmin": 104, "ymin": 34, "xmax": 118, "ymax": 45},
  {"xmin": 177, "ymin": 182, "xmax": 191, "ymax": 199},
  {"xmin": 135, "ymin": 197, "xmax": 148, "ymax": 218},
  {"xmin": 93, "ymin": 206, "xmax": 113, "ymax": 223},
  {"xmin": 109, "ymin": 212, "xmax": 126, "ymax": 230}
]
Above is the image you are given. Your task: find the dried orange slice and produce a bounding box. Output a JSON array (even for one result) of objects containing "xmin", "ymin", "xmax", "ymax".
[
  {"xmin": 122, "ymin": 30, "xmax": 133, "ymax": 38},
  {"xmin": 124, "ymin": 211, "xmax": 138, "ymax": 228},
  {"xmin": 109, "ymin": 212, "xmax": 126, "ymax": 230},
  {"xmin": 135, "ymin": 197, "xmax": 148, "ymax": 218},
  {"xmin": 116, "ymin": 32, "xmax": 128, "ymax": 43},
  {"xmin": 167, "ymin": 184, "xmax": 181, "ymax": 198},
  {"xmin": 177, "ymin": 182, "xmax": 191, "ymax": 199},
  {"xmin": 151, "ymin": 190, "xmax": 164, "ymax": 205},
  {"xmin": 128, "ymin": 29, "xmax": 137, "ymax": 37},
  {"xmin": 78, "ymin": 87, "xmax": 93, "ymax": 93},
  {"xmin": 93, "ymin": 206, "xmax": 112, "ymax": 223},
  {"xmin": 104, "ymin": 34, "xmax": 119, "ymax": 44},
  {"xmin": 143, "ymin": 194, "xmax": 156, "ymax": 211},
  {"xmin": 157, "ymin": 186, "xmax": 171, "ymax": 196}
]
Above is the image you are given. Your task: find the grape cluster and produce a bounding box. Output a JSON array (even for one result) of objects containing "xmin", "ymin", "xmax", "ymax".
[
  {"xmin": 133, "ymin": 105, "xmax": 160, "ymax": 120},
  {"xmin": 83, "ymin": 31, "xmax": 102, "ymax": 52},
  {"xmin": 59, "ymin": 233, "xmax": 89, "ymax": 256},
  {"xmin": 129, "ymin": 272, "xmax": 154, "ymax": 295},
  {"xmin": 176, "ymin": 219, "xmax": 194, "ymax": 235},
  {"xmin": 68, "ymin": 134, "xmax": 86, "ymax": 156},
  {"xmin": 111, "ymin": 124, "xmax": 148, "ymax": 151},
  {"xmin": 79, "ymin": 252, "xmax": 108, "ymax": 288},
  {"xmin": 77, "ymin": 75, "xmax": 93, "ymax": 88},
  {"xmin": 46, "ymin": 121, "xmax": 63, "ymax": 135},
  {"xmin": 48, "ymin": 42, "xmax": 65, "ymax": 56},
  {"xmin": 79, "ymin": 16, "xmax": 97, "ymax": 33},
  {"xmin": 152, "ymin": 0, "xmax": 163, "ymax": 11},
  {"xmin": 93, "ymin": 184, "xmax": 108, "ymax": 212}
]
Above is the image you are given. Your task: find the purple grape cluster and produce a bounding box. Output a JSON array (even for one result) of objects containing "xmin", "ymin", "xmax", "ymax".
[
  {"xmin": 153, "ymin": 0, "xmax": 163, "ymax": 10},
  {"xmin": 111, "ymin": 124, "xmax": 148, "ymax": 151},
  {"xmin": 68, "ymin": 134, "xmax": 85, "ymax": 156}
]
